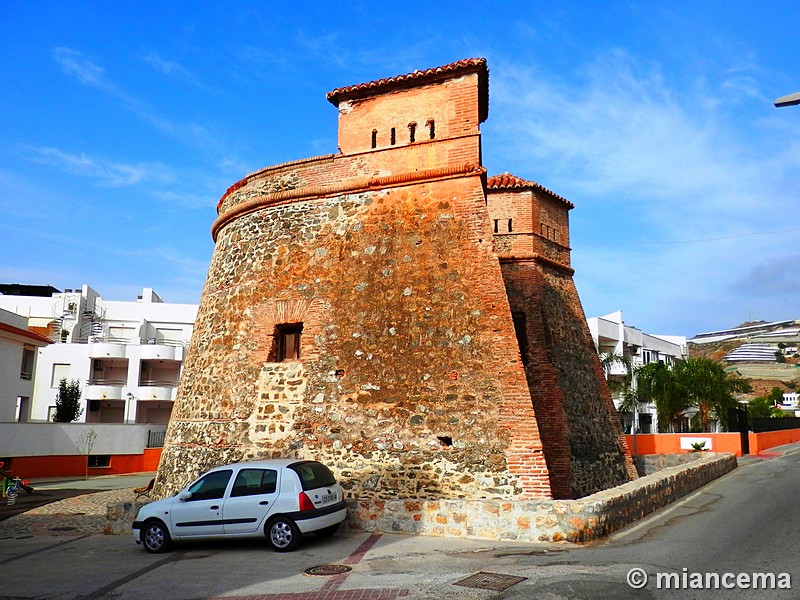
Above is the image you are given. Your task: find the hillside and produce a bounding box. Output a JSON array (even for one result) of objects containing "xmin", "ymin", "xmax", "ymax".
[{"xmin": 689, "ymin": 319, "xmax": 800, "ymax": 397}]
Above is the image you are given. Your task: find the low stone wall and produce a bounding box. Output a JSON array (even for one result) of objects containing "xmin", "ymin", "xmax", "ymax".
[
  {"xmin": 345, "ymin": 452, "xmax": 736, "ymax": 542},
  {"xmin": 633, "ymin": 452, "xmax": 705, "ymax": 476},
  {"xmin": 105, "ymin": 500, "xmax": 149, "ymax": 535},
  {"xmin": 106, "ymin": 452, "xmax": 735, "ymax": 541}
]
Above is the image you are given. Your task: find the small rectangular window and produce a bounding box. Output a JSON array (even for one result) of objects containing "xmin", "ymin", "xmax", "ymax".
[
  {"xmin": 88, "ymin": 455, "xmax": 111, "ymax": 468},
  {"xmin": 51, "ymin": 364, "xmax": 70, "ymax": 387},
  {"xmin": 276, "ymin": 323, "xmax": 303, "ymax": 361},
  {"xmin": 20, "ymin": 348, "xmax": 35, "ymax": 380},
  {"xmin": 507, "ymin": 219, "xmax": 513, "ymax": 232},
  {"xmin": 493, "ymin": 219, "xmax": 499, "ymax": 233}
]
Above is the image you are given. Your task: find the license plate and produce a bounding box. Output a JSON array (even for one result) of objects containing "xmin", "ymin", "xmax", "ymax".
[{"xmin": 319, "ymin": 492, "xmax": 336, "ymax": 504}]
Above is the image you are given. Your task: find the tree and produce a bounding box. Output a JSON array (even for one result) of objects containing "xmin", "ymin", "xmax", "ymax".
[
  {"xmin": 52, "ymin": 378, "xmax": 83, "ymax": 422},
  {"xmin": 635, "ymin": 361, "xmax": 688, "ymax": 432},
  {"xmin": 633, "ymin": 358, "xmax": 750, "ymax": 433},
  {"xmin": 674, "ymin": 358, "xmax": 741, "ymax": 432},
  {"xmin": 76, "ymin": 429, "xmax": 97, "ymax": 480},
  {"xmin": 598, "ymin": 350, "xmax": 633, "ymax": 399}
]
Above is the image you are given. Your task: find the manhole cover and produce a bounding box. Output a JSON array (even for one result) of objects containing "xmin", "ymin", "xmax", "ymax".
[
  {"xmin": 48, "ymin": 526, "xmax": 78, "ymax": 532},
  {"xmin": 453, "ymin": 571, "xmax": 527, "ymax": 591},
  {"xmin": 304, "ymin": 564, "xmax": 353, "ymax": 576}
]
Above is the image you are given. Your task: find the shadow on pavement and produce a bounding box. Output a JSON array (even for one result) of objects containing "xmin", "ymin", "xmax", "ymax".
[{"xmin": 1, "ymin": 487, "xmax": 103, "ymax": 521}]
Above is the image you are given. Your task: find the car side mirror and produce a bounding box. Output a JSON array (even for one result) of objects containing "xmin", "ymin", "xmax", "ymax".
[{"xmin": 178, "ymin": 491, "xmax": 192, "ymax": 501}]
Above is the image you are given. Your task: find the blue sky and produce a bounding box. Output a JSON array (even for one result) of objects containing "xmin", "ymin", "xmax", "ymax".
[{"xmin": 2, "ymin": 2, "xmax": 799, "ymax": 337}]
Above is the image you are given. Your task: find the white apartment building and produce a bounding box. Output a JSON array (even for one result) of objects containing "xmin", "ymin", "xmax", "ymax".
[
  {"xmin": 0, "ymin": 308, "xmax": 52, "ymax": 422},
  {"xmin": 587, "ymin": 310, "xmax": 688, "ymax": 433},
  {"xmin": 0, "ymin": 284, "xmax": 197, "ymax": 425}
]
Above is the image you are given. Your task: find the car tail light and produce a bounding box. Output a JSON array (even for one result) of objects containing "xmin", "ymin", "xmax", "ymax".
[{"xmin": 298, "ymin": 492, "xmax": 315, "ymax": 511}]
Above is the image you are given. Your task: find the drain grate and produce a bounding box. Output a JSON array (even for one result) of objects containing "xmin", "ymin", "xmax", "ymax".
[
  {"xmin": 304, "ymin": 564, "xmax": 353, "ymax": 576},
  {"xmin": 453, "ymin": 571, "xmax": 527, "ymax": 591},
  {"xmin": 48, "ymin": 526, "xmax": 77, "ymax": 532}
]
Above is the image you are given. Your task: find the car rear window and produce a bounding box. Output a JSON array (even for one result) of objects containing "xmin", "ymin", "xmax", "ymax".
[{"xmin": 288, "ymin": 461, "xmax": 336, "ymax": 490}]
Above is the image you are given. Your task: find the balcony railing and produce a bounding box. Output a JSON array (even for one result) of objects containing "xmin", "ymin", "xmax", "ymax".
[
  {"xmin": 87, "ymin": 377, "xmax": 128, "ymax": 386},
  {"xmin": 142, "ymin": 338, "xmax": 186, "ymax": 347},
  {"xmin": 138, "ymin": 379, "xmax": 179, "ymax": 387},
  {"xmin": 87, "ymin": 335, "xmax": 187, "ymax": 347}
]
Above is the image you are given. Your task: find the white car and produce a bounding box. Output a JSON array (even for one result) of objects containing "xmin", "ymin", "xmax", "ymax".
[{"xmin": 132, "ymin": 459, "xmax": 347, "ymax": 553}]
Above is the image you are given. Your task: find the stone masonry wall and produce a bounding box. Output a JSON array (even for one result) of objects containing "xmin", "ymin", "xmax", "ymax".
[
  {"xmin": 345, "ymin": 452, "xmax": 735, "ymax": 543},
  {"xmin": 501, "ymin": 259, "xmax": 636, "ymax": 498},
  {"xmin": 157, "ymin": 173, "xmax": 551, "ymax": 500}
]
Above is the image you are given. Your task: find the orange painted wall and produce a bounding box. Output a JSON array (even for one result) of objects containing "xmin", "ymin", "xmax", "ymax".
[
  {"xmin": 748, "ymin": 429, "xmax": 800, "ymax": 455},
  {"xmin": 627, "ymin": 430, "xmax": 800, "ymax": 457},
  {"xmin": 626, "ymin": 433, "xmax": 743, "ymax": 457},
  {"xmin": 4, "ymin": 449, "xmax": 162, "ymax": 479}
]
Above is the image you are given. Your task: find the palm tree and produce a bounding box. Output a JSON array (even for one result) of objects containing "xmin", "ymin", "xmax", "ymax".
[
  {"xmin": 635, "ymin": 361, "xmax": 688, "ymax": 432},
  {"xmin": 674, "ymin": 358, "xmax": 748, "ymax": 432},
  {"xmin": 633, "ymin": 357, "xmax": 751, "ymax": 433}
]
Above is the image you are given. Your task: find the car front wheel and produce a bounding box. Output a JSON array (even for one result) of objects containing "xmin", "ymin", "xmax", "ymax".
[
  {"xmin": 266, "ymin": 516, "xmax": 301, "ymax": 552},
  {"xmin": 142, "ymin": 520, "xmax": 172, "ymax": 553}
]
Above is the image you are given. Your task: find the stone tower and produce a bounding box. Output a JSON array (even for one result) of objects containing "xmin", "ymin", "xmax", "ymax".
[{"xmin": 155, "ymin": 59, "xmax": 635, "ymax": 510}]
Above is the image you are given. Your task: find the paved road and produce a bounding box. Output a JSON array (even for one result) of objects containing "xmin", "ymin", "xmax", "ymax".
[{"xmin": 1, "ymin": 453, "xmax": 798, "ymax": 599}]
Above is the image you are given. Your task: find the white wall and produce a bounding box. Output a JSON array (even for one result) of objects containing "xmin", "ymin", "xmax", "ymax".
[{"xmin": 0, "ymin": 422, "xmax": 165, "ymax": 456}]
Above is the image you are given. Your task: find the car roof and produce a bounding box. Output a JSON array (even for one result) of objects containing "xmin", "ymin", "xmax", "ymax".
[{"xmin": 208, "ymin": 458, "xmax": 319, "ymax": 471}]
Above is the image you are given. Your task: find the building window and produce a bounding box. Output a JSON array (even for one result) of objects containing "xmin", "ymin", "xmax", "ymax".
[
  {"xmin": 408, "ymin": 122, "xmax": 416, "ymax": 143},
  {"xmin": 493, "ymin": 219, "xmax": 499, "ymax": 233},
  {"xmin": 20, "ymin": 347, "xmax": 35, "ymax": 380},
  {"xmin": 426, "ymin": 119, "xmax": 435, "ymax": 139},
  {"xmin": 508, "ymin": 219, "xmax": 513, "ymax": 232},
  {"xmin": 371, "ymin": 129, "xmax": 378, "ymax": 149},
  {"xmin": 51, "ymin": 363, "xmax": 70, "ymax": 387},
  {"xmin": 275, "ymin": 323, "xmax": 303, "ymax": 361},
  {"xmin": 390, "ymin": 127, "xmax": 396, "ymax": 145},
  {"xmin": 88, "ymin": 455, "xmax": 111, "ymax": 468}
]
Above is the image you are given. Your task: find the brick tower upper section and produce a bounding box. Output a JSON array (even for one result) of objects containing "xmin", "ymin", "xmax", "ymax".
[
  {"xmin": 214, "ymin": 59, "xmax": 489, "ymax": 232},
  {"xmin": 327, "ymin": 58, "xmax": 488, "ymax": 155},
  {"xmin": 486, "ymin": 173, "xmax": 573, "ymax": 270}
]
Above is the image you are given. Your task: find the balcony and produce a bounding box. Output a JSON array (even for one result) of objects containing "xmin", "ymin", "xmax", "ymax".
[
  {"xmin": 139, "ymin": 343, "xmax": 178, "ymax": 361},
  {"xmin": 85, "ymin": 379, "xmax": 126, "ymax": 401},
  {"xmin": 136, "ymin": 380, "xmax": 178, "ymax": 401},
  {"xmin": 88, "ymin": 340, "xmax": 127, "ymax": 359}
]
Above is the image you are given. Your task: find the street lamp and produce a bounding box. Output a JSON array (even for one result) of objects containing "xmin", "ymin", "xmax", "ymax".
[{"xmin": 774, "ymin": 92, "xmax": 800, "ymax": 108}]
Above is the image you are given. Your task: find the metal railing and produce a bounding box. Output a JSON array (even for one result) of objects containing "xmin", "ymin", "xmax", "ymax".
[
  {"xmin": 87, "ymin": 377, "xmax": 128, "ymax": 386},
  {"xmin": 138, "ymin": 379, "xmax": 179, "ymax": 387},
  {"xmin": 147, "ymin": 430, "xmax": 166, "ymax": 448}
]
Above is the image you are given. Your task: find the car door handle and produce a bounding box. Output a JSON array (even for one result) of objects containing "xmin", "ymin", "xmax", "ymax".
[
  {"xmin": 259, "ymin": 501, "xmax": 269, "ymax": 506},
  {"xmin": 210, "ymin": 505, "xmax": 220, "ymax": 510}
]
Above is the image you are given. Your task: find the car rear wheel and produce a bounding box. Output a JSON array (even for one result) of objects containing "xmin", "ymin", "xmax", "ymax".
[
  {"xmin": 266, "ymin": 516, "xmax": 301, "ymax": 552},
  {"xmin": 142, "ymin": 520, "xmax": 172, "ymax": 553},
  {"xmin": 314, "ymin": 523, "xmax": 339, "ymax": 537}
]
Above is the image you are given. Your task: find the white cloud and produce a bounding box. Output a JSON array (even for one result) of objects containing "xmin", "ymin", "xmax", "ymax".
[
  {"xmin": 486, "ymin": 51, "xmax": 800, "ymax": 334},
  {"xmin": 25, "ymin": 146, "xmax": 173, "ymax": 188}
]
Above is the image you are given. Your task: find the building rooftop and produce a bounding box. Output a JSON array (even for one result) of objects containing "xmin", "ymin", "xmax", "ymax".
[
  {"xmin": 486, "ymin": 172, "xmax": 574, "ymax": 208},
  {"xmin": 326, "ymin": 58, "xmax": 490, "ymax": 123}
]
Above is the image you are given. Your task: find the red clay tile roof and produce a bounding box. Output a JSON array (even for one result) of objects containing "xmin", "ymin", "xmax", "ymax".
[
  {"xmin": 486, "ymin": 172, "xmax": 574, "ymax": 209},
  {"xmin": 326, "ymin": 58, "xmax": 489, "ymax": 123}
]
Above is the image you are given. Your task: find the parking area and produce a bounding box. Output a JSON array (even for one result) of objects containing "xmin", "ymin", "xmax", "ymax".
[
  {"xmin": 0, "ymin": 474, "xmax": 575, "ymax": 599},
  {"xmin": 0, "ymin": 526, "xmax": 571, "ymax": 600}
]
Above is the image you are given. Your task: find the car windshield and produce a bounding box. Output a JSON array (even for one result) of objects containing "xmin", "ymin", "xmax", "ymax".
[{"xmin": 288, "ymin": 461, "xmax": 336, "ymax": 490}]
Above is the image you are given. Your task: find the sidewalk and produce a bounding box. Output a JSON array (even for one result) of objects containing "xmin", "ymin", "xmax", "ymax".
[{"xmin": 0, "ymin": 472, "xmax": 154, "ymax": 531}]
